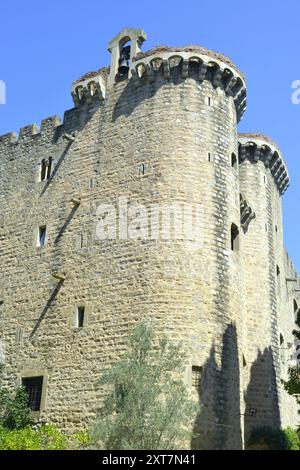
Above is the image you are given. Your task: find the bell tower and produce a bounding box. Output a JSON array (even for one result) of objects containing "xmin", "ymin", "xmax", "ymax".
[{"xmin": 107, "ymin": 27, "xmax": 147, "ymax": 86}]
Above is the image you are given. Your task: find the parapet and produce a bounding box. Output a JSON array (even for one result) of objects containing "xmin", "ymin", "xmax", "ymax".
[
  {"xmin": 72, "ymin": 67, "xmax": 108, "ymax": 107},
  {"xmin": 130, "ymin": 44, "xmax": 247, "ymax": 122},
  {"xmin": 0, "ymin": 116, "xmax": 63, "ymax": 149},
  {"xmin": 238, "ymin": 133, "xmax": 290, "ymax": 195}
]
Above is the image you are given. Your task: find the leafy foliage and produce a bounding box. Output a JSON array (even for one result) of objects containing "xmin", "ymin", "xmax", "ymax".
[
  {"xmin": 0, "ymin": 364, "xmax": 33, "ymax": 430},
  {"xmin": 282, "ymin": 309, "xmax": 300, "ymax": 413},
  {"xmin": 0, "ymin": 424, "xmax": 68, "ymax": 450},
  {"xmin": 247, "ymin": 426, "xmax": 300, "ymax": 450},
  {"xmin": 91, "ymin": 321, "xmax": 197, "ymax": 450}
]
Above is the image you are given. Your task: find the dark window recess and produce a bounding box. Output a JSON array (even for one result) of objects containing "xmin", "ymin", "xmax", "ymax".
[
  {"xmin": 276, "ymin": 265, "xmax": 280, "ymax": 277},
  {"xmin": 231, "ymin": 223, "xmax": 240, "ymax": 251},
  {"xmin": 139, "ymin": 163, "xmax": 145, "ymax": 175},
  {"xmin": 80, "ymin": 234, "xmax": 84, "ymax": 248},
  {"xmin": 77, "ymin": 307, "xmax": 85, "ymax": 328},
  {"xmin": 208, "ymin": 152, "xmax": 211, "ymax": 162},
  {"xmin": 231, "ymin": 153, "xmax": 237, "ymax": 169},
  {"xmin": 280, "ymin": 333, "xmax": 284, "ymax": 346},
  {"xmin": 40, "ymin": 158, "xmax": 52, "ymax": 182},
  {"xmin": 22, "ymin": 376, "xmax": 43, "ymax": 412},
  {"xmin": 39, "ymin": 226, "xmax": 46, "ymax": 247},
  {"xmin": 40, "ymin": 160, "xmax": 47, "ymax": 181},
  {"xmin": 47, "ymin": 157, "xmax": 52, "ymax": 180},
  {"xmin": 192, "ymin": 366, "xmax": 202, "ymax": 389}
]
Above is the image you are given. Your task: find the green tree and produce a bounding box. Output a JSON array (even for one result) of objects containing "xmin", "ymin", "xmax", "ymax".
[
  {"xmin": 282, "ymin": 309, "xmax": 300, "ymax": 414},
  {"xmin": 0, "ymin": 364, "xmax": 33, "ymax": 430},
  {"xmin": 91, "ymin": 322, "xmax": 197, "ymax": 450}
]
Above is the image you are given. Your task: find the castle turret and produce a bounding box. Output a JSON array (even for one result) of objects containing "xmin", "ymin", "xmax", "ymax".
[
  {"xmin": 97, "ymin": 28, "xmax": 247, "ymax": 449},
  {"xmin": 238, "ymin": 134, "xmax": 298, "ymax": 438}
]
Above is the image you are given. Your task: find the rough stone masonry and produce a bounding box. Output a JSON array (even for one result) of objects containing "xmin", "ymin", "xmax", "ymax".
[{"xmin": 0, "ymin": 27, "xmax": 299, "ymax": 449}]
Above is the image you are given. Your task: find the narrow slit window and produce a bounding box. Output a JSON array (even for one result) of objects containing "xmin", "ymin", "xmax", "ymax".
[
  {"xmin": 280, "ymin": 333, "xmax": 284, "ymax": 346},
  {"xmin": 38, "ymin": 226, "xmax": 47, "ymax": 248},
  {"xmin": 231, "ymin": 223, "xmax": 239, "ymax": 251},
  {"xmin": 47, "ymin": 157, "xmax": 52, "ymax": 180},
  {"xmin": 139, "ymin": 163, "xmax": 145, "ymax": 175},
  {"xmin": 231, "ymin": 153, "xmax": 237, "ymax": 169},
  {"xmin": 22, "ymin": 376, "xmax": 43, "ymax": 412},
  {"xmin": 276, "ymin": 265, "xmax": 280, "ymax": 277},
  {"xmin": 40, "ymin": 158, "xmax": 52, "ymax": 182},
  {"xmin": 208, "ymin": 152, "xmax": 211, "ymax": 162},
  {"xmin": 192, "ymin": 366, "xmax": 202, "ymax": 389},
  {"xmin": 40, "ymin": 160, "xmax": 47, "ymax": 182},
  {"xmin": 75, "ymin": 306, "xmax": 85, "ymax": 328}
]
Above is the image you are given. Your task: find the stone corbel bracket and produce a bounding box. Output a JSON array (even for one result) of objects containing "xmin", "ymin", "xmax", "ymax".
[
  {"xmin": 71, "ymin": 72, "xmax": 106, "ymax": 107},
  {"xmin": 131, "ymin": 48, "xmax": 247, "ymax": 122},
  {"xmin": 238, "ymin": 134, "xmax": 290, "ymax": 195},
  {"xmin": 240, "ymin": 194, "xmax": 256, "ymax": 232}
]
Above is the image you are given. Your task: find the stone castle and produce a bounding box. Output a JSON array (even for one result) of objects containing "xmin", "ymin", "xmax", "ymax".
[{"xmin": 0, "ymin": 27, "xmax": 299, "ymax": 449}]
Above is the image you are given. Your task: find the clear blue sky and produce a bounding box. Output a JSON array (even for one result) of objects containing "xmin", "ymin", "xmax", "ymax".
[{"xmin": 0, "ymin": 0, "xmax": 299, "ymax": 271}]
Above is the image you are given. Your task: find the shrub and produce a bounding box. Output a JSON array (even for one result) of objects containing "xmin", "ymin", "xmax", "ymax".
[
  {"xmin": 247, "ymin": 426, "xmax": 300, "ymax": 450},
  {"xmin": 0, "ymin": 424, "xmax": 68, "ymax": 450}
]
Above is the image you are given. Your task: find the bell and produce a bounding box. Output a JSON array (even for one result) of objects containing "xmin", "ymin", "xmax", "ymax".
[
  {"xmin": 118, "ymin": 45, "xmax": 131, "ymax": 75},
  {"xmin": 118, "ymin": 58, "xmax": 130, "ymax": 75}
]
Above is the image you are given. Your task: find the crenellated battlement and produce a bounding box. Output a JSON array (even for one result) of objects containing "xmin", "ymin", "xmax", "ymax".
[
  {"xmin": 130, "ymin": 47, "xmax": 246, "ymax": 121},
  {"xmin": 238, "ymin": 133, "xmax": 290, "ymax": 195},
  {"xmin": 0, "ymin": 115, "xmax": 63, "ymax": 149}
]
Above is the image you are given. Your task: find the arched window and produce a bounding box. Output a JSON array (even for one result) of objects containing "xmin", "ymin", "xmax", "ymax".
[{"xmin": 118, "ymin": 40, "xmax": 131, "ymax": 76}]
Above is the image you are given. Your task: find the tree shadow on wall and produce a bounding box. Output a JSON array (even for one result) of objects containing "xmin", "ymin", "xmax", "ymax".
[
  {"xmin": 40, "ymin": 100, "xmax": 101, "ymax": 197},
  {"xmin": 191, "ymin": 323, "xmax": 243, "ymax": 450},
  {"xmin": 244, "ymin": 347, "xmax": 281, "ymax": 448},
  {"xmin": 29, "ymin": 280, "xmax": 64, "ymax": 339}
]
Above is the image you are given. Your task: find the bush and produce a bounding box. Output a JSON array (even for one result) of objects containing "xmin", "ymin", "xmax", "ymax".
[
  {"xmin": 283, "ymin": 427, "xmax": 300, "ymax": 450},
  {"xmin": 247, "ymin": 426, "xmax": 300, "ymax": 450},
  {"xmin": 1, "ymin": 387, "xmax": 33, "ymax": 430},
  {"xmin": 0, "ymin": 424, "xmax": 68, "ymax": 450}
]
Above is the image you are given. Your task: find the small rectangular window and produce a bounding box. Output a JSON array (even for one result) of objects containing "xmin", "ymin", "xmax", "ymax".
[
  {"xmin": 139, "ymin": 163, "xmax": 146, "ymax": 175},
  {"xmin": 231, "ymin": 223, "xmax": 239, "ymax": 251},
  {"xmin": 192, "ymin": 366, "xmax": 202, "ymax": 389},
  {"xmin": 74, "ymin": 306, "xmax": 85, "ymax": 328},
  {"xmin": 22, "ymin": 376, "xmax": 43, "ymax": 412},
  {"xmin": 276, "ymin": 265, "xmax": 280, "ymax": 277},
  {"xmin": 38, "ymin": 226, "xmax": 47, "ymax": 248},
  {"xmin": 231, "ymin": 153, "xmax": 237, "ymax": 169},
  {"xmin": 47, "ymin": 157, "xmax": 52, "ymax": 180},
  {"xmin": 40, "ymin": 158, "xmax": 52, "ymax": 182}
]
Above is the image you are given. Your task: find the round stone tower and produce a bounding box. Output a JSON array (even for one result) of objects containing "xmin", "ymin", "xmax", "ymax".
[
  {"xmin": 238, "ymin": 134, "xmax": 290, "ymax": 441},
  {"xmin": 85, "ymin": 28, "xmax": 247, "ymax": 449}
]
